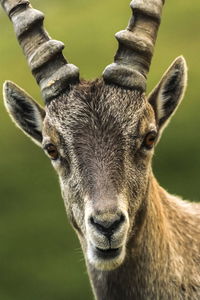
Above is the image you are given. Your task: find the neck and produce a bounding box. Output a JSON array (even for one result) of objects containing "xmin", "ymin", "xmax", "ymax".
[{"xmin": 86, "ymin": 175, "xmax": 185, "ymax": 300}]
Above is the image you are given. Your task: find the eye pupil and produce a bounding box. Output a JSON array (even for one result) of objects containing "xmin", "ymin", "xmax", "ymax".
[
  {"xmin": 46, "ymin": 144, "xmax": 59, "ymax": 160},
  {"xmin": 144, "ymin": 132, "xmax": 157, "ymax": 149}
]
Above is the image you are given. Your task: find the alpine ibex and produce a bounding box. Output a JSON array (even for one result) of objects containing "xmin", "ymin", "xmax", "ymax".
[{"xmin": 1, "ymin": 0, "xmax": 200, "ymax": 299}]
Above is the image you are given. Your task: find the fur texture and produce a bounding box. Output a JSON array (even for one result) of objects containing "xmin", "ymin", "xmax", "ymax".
[{"xmin": 3, "ymin": 57, "xmax": 200, "ymax": 299}]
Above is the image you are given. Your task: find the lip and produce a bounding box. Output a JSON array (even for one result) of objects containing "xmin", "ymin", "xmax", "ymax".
[{"xmin": 95, "ymin": 247, "xmax": 122, "ymax": 260}]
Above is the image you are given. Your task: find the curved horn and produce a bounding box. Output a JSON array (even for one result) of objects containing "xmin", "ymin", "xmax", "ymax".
[
  {"xmin": 0, "ymin": 0, "xmax": 80, "ymax": 103},
  {"xmin": 103, "ymin": 0, "xmax": 165, "ymax": 92}
]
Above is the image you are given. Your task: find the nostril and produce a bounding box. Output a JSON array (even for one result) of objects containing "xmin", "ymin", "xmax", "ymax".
[
  {"xmin": 110, "ymin": 214, "xmax": 125, "ymax": 231},
  {"xmin": 90, "ymin": 216, "xmax": 105, "ymax": 232},
  {"xmin": 89, "ymin": 213, "xmax": 125, "ymax": 236}
]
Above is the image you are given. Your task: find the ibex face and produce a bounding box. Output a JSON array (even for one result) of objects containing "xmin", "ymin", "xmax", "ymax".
[
  {"xmin": 4, "ymin": 59, "xmax": 187, "ymax": 270},
  {"xmin": 42, "ymin": 81, "xmax": 155, "ymax": 271},
  {"xmin": 1, "ymin": 0, "xmax": 187, "ymax": 271}
]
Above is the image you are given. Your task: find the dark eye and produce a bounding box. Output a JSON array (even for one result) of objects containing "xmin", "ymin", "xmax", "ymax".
[
  {"xmin": 45, "ymin": 144, "xmax": 59, "ymax": 160},
  {"xmin": 143, "ymin": 131, "xmax": 157, "ymax": 149}
]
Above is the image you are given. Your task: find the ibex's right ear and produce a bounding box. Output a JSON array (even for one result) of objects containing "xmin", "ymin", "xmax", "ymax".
[{"xmin": 3, "ymin": 81, "xmax": 45, "ymax": 147}]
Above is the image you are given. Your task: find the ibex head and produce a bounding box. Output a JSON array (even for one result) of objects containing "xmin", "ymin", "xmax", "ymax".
[{"xmin": 2, "ymin": 0, "xmax": 187, "ymax": 271}]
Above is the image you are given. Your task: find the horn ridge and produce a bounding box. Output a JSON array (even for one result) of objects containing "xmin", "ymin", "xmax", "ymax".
[
  {"xmin": 0, "ymin": 0, "xmax": 80, "ymax": 103},
  {"xmin": 103, "ymin": 0, "xmax": 165, "ymax": 92}
]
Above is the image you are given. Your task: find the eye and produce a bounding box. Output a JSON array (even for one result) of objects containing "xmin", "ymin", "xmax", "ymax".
[
  {"xmin": 143, "ymin": 131, "xmax": 157, "ymax": 149},
  {"xmin": 45, "ymin": 144, "xmax": 59, "ymax": 160}
]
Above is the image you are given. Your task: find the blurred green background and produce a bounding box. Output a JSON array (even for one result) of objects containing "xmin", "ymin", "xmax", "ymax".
[{"xmin": 0, "ymin": 0, "xmax": 199, "ymax": 299}]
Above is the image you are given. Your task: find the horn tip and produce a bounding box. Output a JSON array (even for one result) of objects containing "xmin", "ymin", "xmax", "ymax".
[{"xmin": 130, "ymin": 0, "xmax": 164, "ymax": 21}]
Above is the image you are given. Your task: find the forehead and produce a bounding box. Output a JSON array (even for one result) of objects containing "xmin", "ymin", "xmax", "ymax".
[{"xmin": 43, "ymin": 80, "xmax": 155, "ymax": 142}]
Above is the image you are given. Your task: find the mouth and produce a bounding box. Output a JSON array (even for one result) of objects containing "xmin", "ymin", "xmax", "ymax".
[
  {"xmin": 95, "ymin": 247, "xmax": 122, "ymax": 260},
  {"xmin": 87, "ymin": 243, "xmax": 125, "ymax": 270}
]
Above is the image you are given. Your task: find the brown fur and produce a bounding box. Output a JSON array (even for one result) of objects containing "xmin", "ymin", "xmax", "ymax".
[
  {"xmin": 42, "ymin": 80, "xmax": 200, "ymax": 299},
  {"xmin": 2, "ymin": 0, "xmax": 199, "ymax": 298},
  {"xmin": 88, "ymin": 177, "xmax": 200, "ymax": 300},
  {"xmin": 4, "ymin": 64, "xmax": 199, "ymax": 300}
]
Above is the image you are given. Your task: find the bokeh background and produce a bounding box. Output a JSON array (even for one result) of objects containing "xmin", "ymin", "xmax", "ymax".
[{"xmin": 0, "ymin": 0, "xmax": 199, "ymax": 299}]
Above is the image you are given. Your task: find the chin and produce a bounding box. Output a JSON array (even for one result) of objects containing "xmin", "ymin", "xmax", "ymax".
[{"xmin": 87, "ymin": 244, "xmax": 126, "ymax": 271}]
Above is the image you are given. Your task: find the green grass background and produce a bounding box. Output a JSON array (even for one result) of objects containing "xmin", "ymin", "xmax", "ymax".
[{"xmin": 0, "ymin": 0, "xmax": 199, "ymax": 299}]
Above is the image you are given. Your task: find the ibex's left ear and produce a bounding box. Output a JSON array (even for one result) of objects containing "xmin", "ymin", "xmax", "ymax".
[
  {"xmin": 3, "ymin": 81, "xmax": 45, "ymax": 147},
  {"xmin": 148, "ymin": 56, "xmax": 187, "ymax": 130}
]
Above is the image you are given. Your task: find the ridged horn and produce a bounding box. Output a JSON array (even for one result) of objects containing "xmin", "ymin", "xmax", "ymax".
[
  {"xmin": 103, "ymin": 0, "xmax": 165, "ymax": 92},
  {"xmin": 0, "ymin": 0, "xmax": 80, "ymax": 103}
]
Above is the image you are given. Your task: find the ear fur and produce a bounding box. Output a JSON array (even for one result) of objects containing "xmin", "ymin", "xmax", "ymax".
[
  {"xmin": 148, "ymin": 56, "xmax": 187, "ymax": 130},
  {"xmin": 3, "ymin": 81, "xmax": 45, "ymax": 147}
]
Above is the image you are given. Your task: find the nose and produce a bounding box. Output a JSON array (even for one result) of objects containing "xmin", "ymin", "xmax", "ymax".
[{"xmin": 90, "ymin": 213, "xmax": 125, "ymax": 238}]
